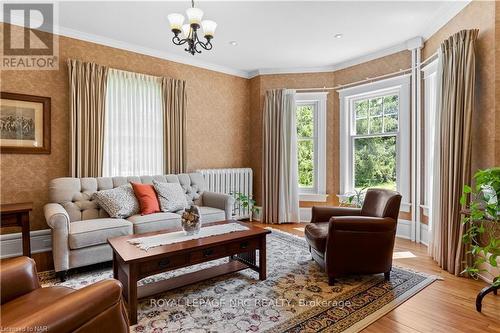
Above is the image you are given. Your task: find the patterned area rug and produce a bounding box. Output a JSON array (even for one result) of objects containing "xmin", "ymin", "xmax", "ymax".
[{"xmin": 40, "ymin": 229, "xmax": 436, "ymax": 333}]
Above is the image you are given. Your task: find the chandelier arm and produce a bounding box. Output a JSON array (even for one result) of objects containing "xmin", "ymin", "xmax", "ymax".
[{"xmin": 172, "ymin": 35, "xmax": 189, "ymax": 46}]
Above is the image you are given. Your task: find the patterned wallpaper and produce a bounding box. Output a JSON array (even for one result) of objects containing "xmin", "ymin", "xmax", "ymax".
[
  {"xmin": 0, "ymin": 25, "xmax": 250, "ymax": 230},
  {"xmin": 422, "ymin": 0, "xmax": 496, "ymax": 172}
]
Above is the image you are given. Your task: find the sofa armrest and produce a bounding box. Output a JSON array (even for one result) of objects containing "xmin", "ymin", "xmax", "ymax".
[
  {"xmin": 311, "ymin": 206, "xmax": 362, "ymax": 223},
  {"xmin": 44, "ymin": 203, "xmax": 70, "ymax": 230},
  {"xmin": 44, "ymin": 203, "xmax": 71, "ymax": 272},
  {"xmin": 0, "ymin": 257, "xmax": 40, "ymax": 304},
  {"xmin": 8, "ymin": 279, "xmax": 129, "ymax": 332},
  {"xmin": 202, "ymin": 191, "xmax": 235, "ymax": 219},
  {"xmin": 329, "ymin": 216, "xmax": 396, "ymax": 232}
]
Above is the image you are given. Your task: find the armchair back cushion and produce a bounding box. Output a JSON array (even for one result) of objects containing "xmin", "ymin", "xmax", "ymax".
[
  {"xmin": 0, "ymin": 257, "xmax": 40, "ymax": 304},
  {"xmin": 49, "ymin": 173, "xmax": 207, "ymax": 222},
  {"xmin": 361, "ymin": 188, "xmax": 402, "ymax": 220}
]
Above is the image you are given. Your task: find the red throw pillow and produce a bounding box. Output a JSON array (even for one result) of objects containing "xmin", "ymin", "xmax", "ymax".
[{"xmin": 131, "ymin": 182, "xmax": 160, "ymax": 215}]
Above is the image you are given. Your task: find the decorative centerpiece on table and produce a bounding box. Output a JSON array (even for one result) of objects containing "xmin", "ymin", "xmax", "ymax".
[{"xmin": 181, "ymin": 205, "xmax": 201, "ymax": 235}]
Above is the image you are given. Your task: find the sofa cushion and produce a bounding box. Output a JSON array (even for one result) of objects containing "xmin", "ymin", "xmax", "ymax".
[
  {"xmin": 92, "ymin": 184, "xmax": 139, "ymax": 218},
  {"xmin": 199, "ymin": 206, "xmax": 226, "ymax": 223},
  {"xmin": 127, "ymin": 212, "xmax": 181, "ymax": 234},
  {"xmin": 69, "ymin": 218, "xmax": 133, "ymax": 250},
  {"xmin": 131, "ymin": 182, "xmax": 160, "ymax": 215},
  {"xmin": 304, "ymin": 222, "xmax": 328, "ymax": 253},
  {"xmin": 153, "ymin": 181, "xmax": 188, "ymax": 212}
]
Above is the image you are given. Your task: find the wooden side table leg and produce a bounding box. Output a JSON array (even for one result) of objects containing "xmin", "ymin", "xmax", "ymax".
[
  {"xmin": 20, "ymin": 213, "xmax": 31, "ymax": 257},
  {"xmin": 259, "ymin": 236, "xmax": 267, "ymax": 280}
]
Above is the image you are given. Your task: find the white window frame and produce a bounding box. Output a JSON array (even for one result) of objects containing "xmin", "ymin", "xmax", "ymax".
[
  {"xmin": 421, "ymin": 59, "xmax": 438, "ymax": 222},
  {"xmin": 339, "ymin": 75, "xmax": 411, "ymax": 212},
  {"xmin": 295, "ymin": 92, "xmax": 328, "ymax": 202}
]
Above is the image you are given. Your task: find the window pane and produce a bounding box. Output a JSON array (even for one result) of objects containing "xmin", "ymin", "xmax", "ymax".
[
  {"xmin": 370, "ymin": 116, "xmax": 383, "ymax": 134},
  {"xmin": 384, "ymin": 114, "xmax": 398, "ymax": 132},
  {"xmin": 383, "ymin": 95, "xmax": 399, "ymax": 114},
  {"xmin": 356, "ymin": 118, "xmax": 368, "ymax": 135},
  {"xmin": 297, "ymin": 105, "xmax": 314, "ymax": 138},
  {"xmin": 354, "ymin": 136, "xmax": 397, "ymax": 190},
  {"xmin": 298, "ymin": 139, "xmax": 314, "ymax": 187},
  {"xmin": 355, "ymin": 100, "xmax": 368, "ymax": 118},
  {"xmin": 369, "ymin": 98, "xmax": 383, "ymax": 117}
]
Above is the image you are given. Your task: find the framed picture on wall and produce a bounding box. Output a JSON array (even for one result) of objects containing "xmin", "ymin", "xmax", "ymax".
[{"xmin": 0, "ymin": 92, "xmax": 51, "ymax": 154}]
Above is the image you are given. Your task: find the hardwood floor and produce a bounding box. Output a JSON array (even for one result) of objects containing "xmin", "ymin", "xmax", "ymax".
[{"xmin": 252, "ymin": 222, "xmax": 500, "ymax": 333}]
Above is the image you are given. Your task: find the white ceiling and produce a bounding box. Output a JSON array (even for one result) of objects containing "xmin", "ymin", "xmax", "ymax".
[{"xmin": 53, "ymin": 1, "xmax": 470, "ymax": 77}]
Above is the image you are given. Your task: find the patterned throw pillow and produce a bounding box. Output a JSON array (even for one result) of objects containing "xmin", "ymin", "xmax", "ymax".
[
  {"xmin": 93, "ymin": 184, "xmax": 140, "ymax": 218},
  {"xmin": 153, "ymin": 180, "xmax": 189, "ymax": 212}
]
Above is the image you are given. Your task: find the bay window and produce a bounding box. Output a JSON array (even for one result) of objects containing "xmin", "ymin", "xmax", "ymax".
[
  {"xmin": 339, "ymin": 75, "xmax": 410, "ymax": 210},
  {"xmin": 295, "ymin": 92, "xmax": 327, "ymax": 201}
]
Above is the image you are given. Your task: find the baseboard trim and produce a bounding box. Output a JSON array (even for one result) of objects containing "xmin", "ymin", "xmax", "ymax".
[
  {"xmin": 420, "ymin": 223, "xmax": 429, "ymax": 246},
  {"xmin": 396, "ymin": 219, "xmax": 412, "ymax": 240},
  {"xmin": 0, "ymin": 229, "xmax": 52, "ymax": 259}
]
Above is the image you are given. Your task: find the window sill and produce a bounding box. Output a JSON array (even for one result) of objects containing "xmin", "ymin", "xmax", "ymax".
[{"xmin": 299, "ymin": 193, "xmax": 328, "ymax": 202}]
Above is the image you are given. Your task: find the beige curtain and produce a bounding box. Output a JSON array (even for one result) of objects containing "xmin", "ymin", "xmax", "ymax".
[
  {"xmin": 162, "ymin": 78, "xmax": 187, "ymax": 174},
  {"xmin": 68, "ymin": 59, "xmax": 109, "ymax": 177},
  {"xmin": 430, "ymin": 29, "xmax": 478, "ymax": 275},
  {"xmin": 262, "ymin": 89, "xmax": 300, "ymax": 224}
]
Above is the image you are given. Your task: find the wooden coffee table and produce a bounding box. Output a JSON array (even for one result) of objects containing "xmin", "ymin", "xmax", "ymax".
[{"xmin": 108, "ymin": 220, "xmax": 271, "ymax": 324}]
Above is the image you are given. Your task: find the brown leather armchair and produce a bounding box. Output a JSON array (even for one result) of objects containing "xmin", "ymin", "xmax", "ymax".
[
  {"xmin": 305, "ymin": 189, "xmax": 402, "ymax": 285},
  {"xmin": 0, "ymin": 257, "xmax": 129, "ymax": 333}
]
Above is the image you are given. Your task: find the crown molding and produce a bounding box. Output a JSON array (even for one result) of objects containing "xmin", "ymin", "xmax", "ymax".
[
  {"xmin": 248, "ymin": 40, "xmax": 412, "ymax": 78},
  {"xmin": 57, "ymin": 26, "xmax": 250, "ymax": 78}
]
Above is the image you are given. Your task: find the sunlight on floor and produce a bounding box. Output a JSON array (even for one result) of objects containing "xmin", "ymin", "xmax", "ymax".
[
  {"xmin": 293, "ymin": 227, "xmax": 305, "ymax": 232},
  {"xmin": 393, "ymin": 251, "xmax": 417, "ymax": 259}
]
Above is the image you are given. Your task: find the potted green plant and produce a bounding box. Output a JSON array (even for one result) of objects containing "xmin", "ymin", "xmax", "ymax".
[
  {"xmin": 231, "ymin": 192, "xmax": 260, "ymax": 221},
  {"xmin": 460, "ymin": 167, "xmax": 499, "ymax": 311},
  {"xmin": 339, "ymin": 187, "xmax": 367, "ymax": 208}
]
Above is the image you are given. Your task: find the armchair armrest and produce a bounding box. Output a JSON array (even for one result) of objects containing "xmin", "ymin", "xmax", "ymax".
[
  {"xmin": 329, "ymin": 216, "xmax": 396, "ymax": 232},
  {"xmin": 202, "ymin": 191, "xmax": 235, "ymax": 219},
  {"xmin": 0, "ymin": 257, "xmax": 40, "ymax": 304},
  {"xmin": 311, "ymin": 206, "xmax": 362, "ymax": 222},
  {"xmin": 44, "ymin": 203, "xmax": 70, "ymax": 230},
  {"xmin": 10, "ymin": 279, "xmax": 129, "ymax": 332}
]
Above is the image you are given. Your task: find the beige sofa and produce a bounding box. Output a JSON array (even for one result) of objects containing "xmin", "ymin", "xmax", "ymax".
[{"xmin": 44, "ymin": 173, "xmax": 234, "ymax": 281}]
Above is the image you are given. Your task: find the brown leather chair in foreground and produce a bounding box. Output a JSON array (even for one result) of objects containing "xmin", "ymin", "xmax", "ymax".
[
  {"xmin": 0, "ymin": 256, "xmax": 129, "ymax": 333},
  {"xmin": 305, "ymin": 189, "xmax": 402, "ymax": 285}
]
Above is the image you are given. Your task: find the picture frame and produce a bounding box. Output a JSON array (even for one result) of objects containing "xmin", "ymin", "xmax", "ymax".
[{"xmin": 0, "ymin": 92, "xmax": 51, "ymax": 154}]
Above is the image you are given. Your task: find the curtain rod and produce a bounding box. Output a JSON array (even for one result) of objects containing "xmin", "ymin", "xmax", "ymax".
[
  {"xmin": 420, "ymin": 51, "xmax": 438, "ymax": 67},
  {"xmin": 295, "ymin": 67, "xmax": 412, "ymax": 92}
]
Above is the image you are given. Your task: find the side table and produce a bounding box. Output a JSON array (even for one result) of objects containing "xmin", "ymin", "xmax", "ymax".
[{"xmin": 1, "ymin": 202, "xmax": 33, "ymax": 257}]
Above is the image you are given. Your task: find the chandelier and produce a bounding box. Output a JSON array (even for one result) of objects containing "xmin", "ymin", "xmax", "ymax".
[{"xmin": 167, "ymin": 0, "xmax": 217, "ymax": 55}]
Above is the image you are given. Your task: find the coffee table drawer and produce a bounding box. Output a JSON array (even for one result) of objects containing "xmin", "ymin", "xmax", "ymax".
[
  {"xmin": 139, "ymin": 254, "xmax": 189, "ymax": 276},
  {"xmin": 190, "ymin": 244, "xmax": 228, "ymax": 262},
  {"xmin": 228, "ymin": 238, "xmax": 259, "ymax": 254}
]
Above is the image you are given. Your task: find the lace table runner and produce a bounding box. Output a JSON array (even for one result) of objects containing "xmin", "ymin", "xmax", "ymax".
[{"xmin": 127, "ymin": 223, "xmax": 250, "ymax": 251}]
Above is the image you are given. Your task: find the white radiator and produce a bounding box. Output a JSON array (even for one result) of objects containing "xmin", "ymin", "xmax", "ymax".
[{"xmin": 196, "ymin": 168, "xmax": 253, "ymax": 219}]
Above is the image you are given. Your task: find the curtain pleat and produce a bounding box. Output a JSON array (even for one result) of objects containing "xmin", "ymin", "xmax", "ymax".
[
  {"xmin": 68, "ymin": 59, "xmax": 109, "ymax": 177},
  {"xmin": 430, "ymin": 29, "xmax": 478, "ymax": 275},
  {"xmin": 162, "ymin": 78, "xmax": 187, "ymax": 174},
  {"xmin": 102, "ymin": 69, "xmax": 164, "ymax": 176},
  {"xmin": 262, "ymin": 89, "xmax": 300, "ymax": 224}
]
